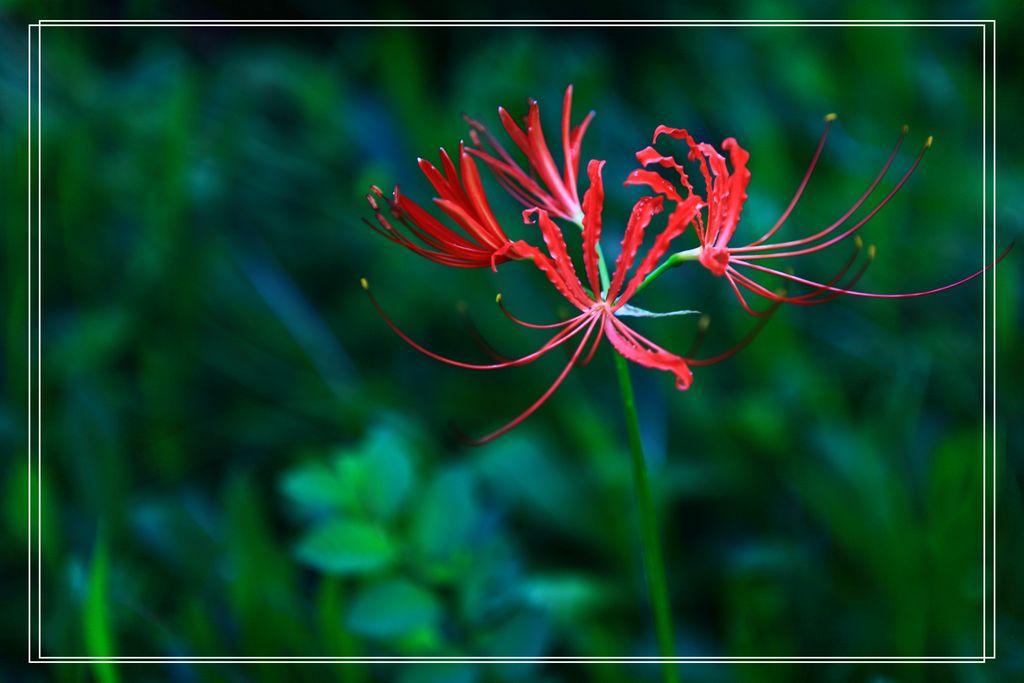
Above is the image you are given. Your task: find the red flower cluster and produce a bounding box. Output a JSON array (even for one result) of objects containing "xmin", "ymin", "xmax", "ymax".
[{"xmin": 363, "ymin": 86, "xmax": 1007, "ymax": 442}]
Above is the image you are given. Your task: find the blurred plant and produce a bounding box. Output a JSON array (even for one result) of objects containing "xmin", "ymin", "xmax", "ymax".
[
  {"xmin": 280, "ymin": 422, "xmax": 553, "ymax": 682},
  {"xmin": 360, "ymin": 85, "xmax": 1010, "ymax": 681}
]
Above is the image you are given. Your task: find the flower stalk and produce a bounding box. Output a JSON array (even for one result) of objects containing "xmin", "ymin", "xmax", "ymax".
[
  {"xmin": 615, "ymin": 352, "xmax": 679, "ymax": 682},
  {"xmin": 591, "ymin": 233, "xmax": 678, "ymax": 682}
]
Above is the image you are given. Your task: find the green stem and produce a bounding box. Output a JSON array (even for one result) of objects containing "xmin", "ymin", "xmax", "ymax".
[
  {"xmin": 633, "ymin": 247, "xmax": 702, "ymax": 297},
  {"xmin": 595, "ymin": 241, "xmax": 612, "ymax": 291},
  {"xmin": 613, "ymin": 354, "xmax": 679, "ymax": 683},
  {"xmin": 585, "ymin": 223, "xmax": 678, "ymax": 680}
]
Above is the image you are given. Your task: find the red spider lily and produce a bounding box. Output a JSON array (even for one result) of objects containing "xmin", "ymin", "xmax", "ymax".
[
  {"xmin": 364, "ymin": 143, "xmax": 522, "ymax": 269},
  {"xmin": 363, "ymin": 161, "xmax": 773, "ymax": 444},
  {"xmin": 464, "ymin": 85, "xmax": 594, "ymax": 223},
  {"xmin": 639, "ymin": 118, "xmax": 1012, "ymax": 316}
]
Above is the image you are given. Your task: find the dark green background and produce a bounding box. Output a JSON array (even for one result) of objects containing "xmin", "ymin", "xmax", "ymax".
[{"xmin": 2, "ymin": 11, "xmax": 1022, "ymax": 683}]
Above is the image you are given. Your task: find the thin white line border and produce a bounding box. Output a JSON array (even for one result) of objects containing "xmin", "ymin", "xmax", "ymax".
[{"xmin": 25, "ymin": 18, "xmax": 999, "ymax": 666}]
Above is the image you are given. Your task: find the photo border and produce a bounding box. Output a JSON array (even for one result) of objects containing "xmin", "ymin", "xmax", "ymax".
[{"xmin": 25, "ymin": 18, "xmax": 999, "ymax": 666}]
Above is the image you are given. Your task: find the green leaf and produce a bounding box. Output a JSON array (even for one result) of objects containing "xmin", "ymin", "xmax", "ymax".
[
  {"xmin": 280, "ymin": 460, "xmax": 358, "ymax": 513},
  {"xmin": 360, "ymin": 428, "xmax": 413, "ymax": 520},
  {"xmin": 84, "ymin": 530, "xmax": 118, "ymax": 683},
  {"xmin": 346, "ymin": 579, "xmax": 440, "ymax": 639},
  {"xmin": 522, "ymin": 574, "xmax": 612, "ymax": 622},
  {"xmin": 296, "ymin": 519, "xmax": 394, "ymax": 575},
  {"xmin": 412, "ymin": 468, "xmax": 476, "ymax": 560},
  {"xmin": 482, "ymin": 612, "xmax": 550, "ymax": 679}
]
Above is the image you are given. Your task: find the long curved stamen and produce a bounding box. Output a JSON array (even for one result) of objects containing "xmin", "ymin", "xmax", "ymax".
[
  {"xmin": 363, "ymin": 280, "xmax": 590, "ymax": 369},
  {"xmin": 386, "ymin": 198, "xmax": 489, "ymax": 255},
  {"xmin": 579, "ymin": 314, "xmax": 606, "ymax": 366},
  {"xmin": 729, "ymin": 238, "xmax": 871, "ymax": 306},
  {"xmin": 497, "ymin": 293, "xmax": 586, "ymax": 329},
  {"xmin": 460, "ymin": 305, "xmax": 511, "ymax": 362},
  {"xmin": 795, "ymin": 248, "xmax": 875, "ymax": 305},
  {"xmin": 731, "ymin": 242, "xmax": 1013, "ymax": 299},
  {"xmin": 729, "ymin": 265, "xmax": 838, "ymax": 307},
  {"xmin": 725, "ymin": 270, "xmax": 775, "ymax": 317},
  {"xmin": 733, "ymin": 133, "xmax": 921, "ymax": 259},
  {"xmin": 788, "ymin": 236, "xmax": 864, "ymax": 300},
  {"xmin": 466, "ymin": 317, "xmax": 599, "ymax": 445},
  {"xmin": 688, "ymin": 299, "xmax": 785, "ymax": 366},
  {"xmin": 747, "ymin": 114, "xmax": 837, "ymax": 247},
  {"xmin": 464, "ymin": 113, "xmax": 520, "ymax": 169},
  {"xmin": 464, "ymin": 146, "xmax": 555, "ymax": 208},
  {"xmin": 367, "ymin": 216, "xmax": 487, "ymax": 268}
]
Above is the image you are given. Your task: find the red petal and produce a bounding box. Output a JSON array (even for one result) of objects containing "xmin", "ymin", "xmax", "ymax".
[
  {"xmin": 510, "ymin": 239, "xmax": 591, "ymax": 310},
  {"xmin": 715, "ymin": 138, "xmax": 751, "ymax": 248},
  {"xmin": 614, "ymin": 196, "xmax": 704, "ymax": 308},
  {"xmin": 561, "ymin": 85, "xmax": 578, "ymax": 204},
  {"xmin": 624, "ymin": 169, "xmax": 682, "ymax": 203},
  {"xmin": 498, "ymin": 106, "xmax": 531, "ymax": 156},
  {"xmin": 606, "ymin": 195, "xmax": 665, "ymax": 302},
  {"xmin": 523, "ymin": 208, "xmax": 591, "ymax": 306},
  {"xmin": 581, "ymin": 159, "xmax": 606, "ymax": 296},
  {"xmin": 635, "ymin": 145, "xmax": 693, "ymax": 194},
  {"xmin": 526, "ymin": 101, "xmax": 579, "ymax": 219},
  {"xmin": 458, "ymin": 150, "xmax": 507, "ymax": 246},
  {"xmin": 605, "ymin": 316, "xmax": 693, "ymax": 390}
]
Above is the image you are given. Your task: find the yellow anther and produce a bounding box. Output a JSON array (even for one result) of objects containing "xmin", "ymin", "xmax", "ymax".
[
  {"xmin": 495, "ymin": 293, "xmax": 503, "ymax": 304},
  {"xmin": 825, "ymin": 112, "xmax": 838, "ymax": 122},
  {"xmin": 360, "ymin": 277, "xmax": 369, "ymax": 290},
  {"xmin": 925, "ymin": 135, "xmax": 934, "ymax": 148},
  {"xmin": 854, "ymin": 235, "xmax": 864, "ymax": 249},
  {"xmin": 698, "ymin": 314, "xmax": 711, "ymax": 332},
  {"xmin": 868, "ymin": 245, "xmax": 877, "ymax": 260}
]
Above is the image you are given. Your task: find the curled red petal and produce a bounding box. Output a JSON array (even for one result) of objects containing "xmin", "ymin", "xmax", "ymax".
[
  {"xmin": 714, "ymin": 138, "xmax": 751, "ymax": 248},
  {"xmin": 614, "ymin": 196, "xmax": 704, "ymax": 308},
  {"xmin": 523, "ymin": 208, "xmax": 591, "ymax": 306},
  {"xmin": 525, "ymin": 101, "xmax": 579, "ymax": 219},
  {"xmin": 606, "ymin": 195, "xmax": 665, "ymax": 302},
  {"xmin": 510, "ymin": 238, "xmax": 592, "ymax": 310},
  {"xmin": 581, "ymin": 159, "xmax": 606, "ymax": 296},
  {"xmin": 624, "ymin": 169, "xmax": 682, "ymax": 203},
  {"xmin": 604, "ymin": 316, "xmax": 693, "ymax": 390},
  {"xmin": 458, "ymin": 150, "xmax": 507, "ymax": 246},
  {"xmin": 498, "ymin": 105, "xmax": 531, "ymax": 155},
  {"xmin": 635, "ymin": 145, "xmax": 693, "ymax": 194}
]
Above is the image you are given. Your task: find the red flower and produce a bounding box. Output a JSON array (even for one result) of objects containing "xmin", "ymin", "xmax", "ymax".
[
  {"xmin": 361, "ymin": 88, "xmax": 1010, "ymax": 444},
  {"xmin": 364, "ymin": 144, "xmax": 521, "ymax": 269},
  {"xmin": 363, "ymin": 161, "xmax": 768, "ymax": 443},
  {"xmin": 464, "ymin": 85, "xmax": 594, "ymax": 223},
  {"xmin": 640, "ymin": 118, "xmax": 1010, "ymax": 316}
]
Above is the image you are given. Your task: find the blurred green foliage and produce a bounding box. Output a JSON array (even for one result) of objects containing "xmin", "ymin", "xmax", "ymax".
[{"xmin": 2, "ymin": 9, "xmax": 1023, "ymax": 683}]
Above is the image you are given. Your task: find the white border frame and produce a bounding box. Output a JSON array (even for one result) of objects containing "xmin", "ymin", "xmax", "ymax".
[{"xmin": 26, "ymin": 18, "xmax": 999, "ymax": 666}]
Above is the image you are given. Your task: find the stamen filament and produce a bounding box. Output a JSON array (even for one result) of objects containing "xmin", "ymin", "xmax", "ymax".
[
  {"xmin": 731, "ymin": 128, "xmax": 909, "ymax": 255},
  {"xmin": 747, "ymin": 114, "xmax": 836, "ymax": 246}
]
